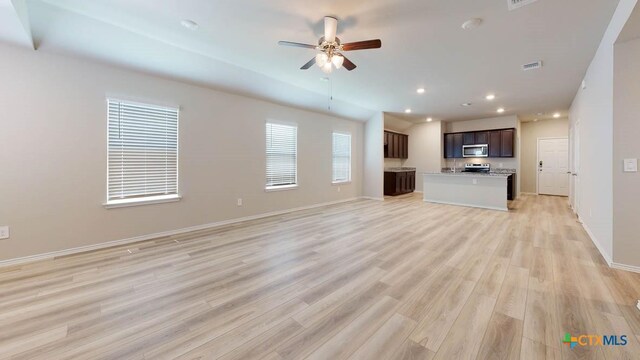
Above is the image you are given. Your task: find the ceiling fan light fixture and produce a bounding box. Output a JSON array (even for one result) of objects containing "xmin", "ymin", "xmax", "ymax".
[
  {"xmin": 332, "ymin": 54, "xmax": 344, "ymax": 69},
  {"xmin": 321, "ymin": 62, "xmax": 333, "ymax": 74},
  {"xmin": 316, "ymin": 53, "xmax": 329, "ymax": 67}
]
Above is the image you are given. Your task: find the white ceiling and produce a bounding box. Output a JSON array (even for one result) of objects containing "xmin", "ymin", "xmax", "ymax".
[{"xmin": 0, "ymin": 0, "xmax": 621, "ymax": 122}]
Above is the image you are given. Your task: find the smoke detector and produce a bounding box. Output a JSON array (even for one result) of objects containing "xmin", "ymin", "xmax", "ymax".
[
  {"xmin": 522, "ymin": 61, "xmax": 543, "ymax": 71},
  {"xmin": 461, "ymin": 18, "xmax": 483, "ymax": 30},
  {"xmin": 508, "ymin": 0, "xmax": 539, "ymax": 11}
]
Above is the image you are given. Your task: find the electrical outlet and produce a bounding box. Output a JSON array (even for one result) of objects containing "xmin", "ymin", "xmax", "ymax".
[
  {"xmin": 237, "ymin": 198, "xmax": 243, "ymax": 206},
  {"xmin": 472, "ymin": 179, "xmax": 478, "ymax": 185},
  {"xmin": 337, "ymin": 187, "xmax": 341, "ymax": 192},
  {"xmin": 499, "ymin": 163, "xmax": 504, "ymax": 168},
  {"xmin": 0, "ymin": 226, "xmax": 9, "ymax": 240}
]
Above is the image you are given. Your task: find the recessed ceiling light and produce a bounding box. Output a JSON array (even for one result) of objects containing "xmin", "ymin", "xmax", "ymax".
[
  {"xmin": 461, "ymin": 18, "xmax": 483, "ymax": 30},
  {"xmin": 416, "ymin": 88, "xmax": 425, "ymax": 94},
  {"xmin": 497, "ymin": 108, "xmax": 505, "ymax": 113},
  {"xmin": 553, "ymin": 112, "xmax": 561, "ymax": 118},
  {"xmin": 461, "ymin": 102, "xmax": 472, "ymax": 107},
  {"xmin": 485, "ymin": 94, "xmax": 496, "ymax": 101},
  {"xmin": 426, "ymin": 117, "xmax": 433, "ymax": 122},
  {"xmin": 534, "ymin": 118, "xmax": 539, "ymax": 122},
  {"xmin": 180, "ymin": 19, "xmax": 199, "ymax": 30},
  {"xmin": 405, "ymin": 109, "xmax": 412, "ymax": 114}
]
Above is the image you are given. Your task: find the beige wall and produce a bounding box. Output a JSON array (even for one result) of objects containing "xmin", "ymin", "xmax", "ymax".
[
  {"xmin": 0, "ymin": 44, "xmax": 364, "ymax": 261},
  {"xmin": 613, "ymin": 36, "xmax": 640, "ymax": 267},
  {"xmin": 569, "ymin": 0, "xmax": 637, "ymax": 265},
  {"xmin": 363, "ymin": 112, "xmax": 384, "ymax": 199},
  {"xmin": 520, "ymin": 119, "xmax": 569, "ymax": 193},
  {"xmin": 404, "ymin": 121, "xmax": 443, "ymax": 192}
]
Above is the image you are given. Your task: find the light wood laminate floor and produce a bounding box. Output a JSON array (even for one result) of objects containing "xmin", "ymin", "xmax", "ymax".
[{"xmin": 1, "ymin": 194, "xmax": 639, "ymax": 359}]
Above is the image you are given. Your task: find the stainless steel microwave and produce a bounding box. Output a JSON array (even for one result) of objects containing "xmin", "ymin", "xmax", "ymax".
[{"xmin": 462, "ymin": 144, "xmax": 489, "ymax": 157}]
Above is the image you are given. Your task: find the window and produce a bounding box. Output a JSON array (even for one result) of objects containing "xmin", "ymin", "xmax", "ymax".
[
  {"xmin": 106, "ymin": 99, "xmax": 179, "ymax": 207},
  {"xmin": 332, "ymin": 132, "xmax": 351, "ymax": 183},
  {"xmin": 266, "ymin": 122, "xmax": 297, "ymax": 189}
]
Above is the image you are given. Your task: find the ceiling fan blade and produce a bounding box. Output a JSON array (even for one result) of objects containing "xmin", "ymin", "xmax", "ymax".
[
  {"xmin": 342, "ymin": 56, "xmax": 357, "ymax": 71},
  {"xmin": 324, "ymin": 16, "xmax": 338, "ymax": 43},
  {"xmin": 278, "ymin": 41, "xmax": 316, "ymax": 49},
  {"xmin": 300, "ymin": 57, "xmax": 316, "ymax": 70},
  {"xmin": 342, "ymin": 39, "xmax": 382, "ymax": 51}
]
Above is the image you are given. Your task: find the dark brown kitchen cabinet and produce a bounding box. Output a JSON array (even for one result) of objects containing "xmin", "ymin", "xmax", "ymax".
[
  {"xmin": 463, "ymin": 132, "xmax": 475, "ymax": 145},
  {"xmin": 384, "ymin": 131, "xmax": 408, "ymax": 159},
  {"xmin": 488, "ymin": 131, "xmax": 502, "ymax": 157},
  {"xmin": 500, "ymin": 129, "xmax": 515, "ymax": 157},
  {"xmin": 475, "ymin": 131, "xmax": 489, "ymax": 145},
  {"xmin": 453, "ymin": 133, "xmax": 463, "ymax": 158},
  {"xmin": 444, "ymin": 128, "xmax": 515, "ymax": 158},
  {"xmin": 444, "ymin": 133, "xmax": 454, "ymax": 158},
  {"xmin": 384, "ymin": 170, "xmax": 416, "ymax": 196},
  {"xmin": 507, "ymin": 173, "xmax": 516, "ymax": 201}
]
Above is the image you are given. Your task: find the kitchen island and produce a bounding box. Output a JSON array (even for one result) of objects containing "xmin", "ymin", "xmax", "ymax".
[{"xmin": 422, "ymin": 172, "xmax": 510, "ymax": 211}]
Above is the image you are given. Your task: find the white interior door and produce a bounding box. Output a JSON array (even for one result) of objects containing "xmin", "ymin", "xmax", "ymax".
[{"xmin": 538, "ymin": 138, "xmax": 569, "ymax": 196}]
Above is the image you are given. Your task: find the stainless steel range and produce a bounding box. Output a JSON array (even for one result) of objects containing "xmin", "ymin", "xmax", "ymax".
[{"xmin": 464, "ymin": 163, "xmax": 491, "ymax": 173}]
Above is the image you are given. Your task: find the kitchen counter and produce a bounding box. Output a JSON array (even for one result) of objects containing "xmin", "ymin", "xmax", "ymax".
[
  {"xmin": 422, "ymin": 172, "xmax": 508, "ymax": 211},
  {"xmin": 424, "ymin": 171, "xmax": 509, "ymax": 178},
  {"xmin": 384, "ymin": 167, "xmax": 416, "ymax": 173}
]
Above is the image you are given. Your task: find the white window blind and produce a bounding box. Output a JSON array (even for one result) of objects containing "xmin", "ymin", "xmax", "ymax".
[
  {"xmin": 266, "ymin": 122, "xmax": 297, "ymax": 188},
  {"xmin": 332, "ymin": 132, "xmax": 351, "ymax": 183},
  {"xmin": 107, "ymin": 99, "xmax": 178, "ymax": 202}
]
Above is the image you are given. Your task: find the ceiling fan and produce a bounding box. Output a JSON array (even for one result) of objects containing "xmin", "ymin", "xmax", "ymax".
[{"xmin": 278, "ymin": 16, "xmax": 382, "ymax": 74}]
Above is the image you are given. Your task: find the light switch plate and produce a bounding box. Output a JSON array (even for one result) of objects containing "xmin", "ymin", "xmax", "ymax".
[
  {"xmin": 0, "ymin": 226, "xmax": 9, "ymax": 240},
  {"xmin": 623, "ymin": 158, "xmax": 638, "ymax": 172}
]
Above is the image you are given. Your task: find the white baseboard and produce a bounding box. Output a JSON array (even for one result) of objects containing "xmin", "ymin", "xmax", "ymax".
[
  {"xmin": 0, "ymin": 197, "xmax": 362, "ymax": 268},
  {"xmin": 612, "ymin": 262, "xmax": 640, "ymax": 274},
  {"xmin": 361, "ymin": 196, "xmax": 384, "ymax": 201},
  {"xmin": 578, "ymin": 217, "xmax": 612, "ymax": 266},
  {"xmin": 520, "ymin": 192, "xmax": 538, "ymax": 196}
]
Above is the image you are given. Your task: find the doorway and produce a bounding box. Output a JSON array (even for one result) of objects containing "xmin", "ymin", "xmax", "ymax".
[{"xmin": 537, "ymin": 137, "xmax": 569, "ymax": 196}]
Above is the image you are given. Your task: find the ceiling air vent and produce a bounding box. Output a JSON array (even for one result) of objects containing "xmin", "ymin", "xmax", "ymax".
[
  {"xmin": 508, "ymin": 0, "xmax": 539, "ymax": 11},
  {"xmin": 522, "ymin": 61, "xmax": 543, "ymax": 71}
]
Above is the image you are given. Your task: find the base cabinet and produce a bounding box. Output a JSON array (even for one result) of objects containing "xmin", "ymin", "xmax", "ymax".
[
  {"xmin": 507, "ymin": 174, "xmax": 516, "ymax": 201},
  {"xmin": 384, "ymin": 171, "xmax": 416, "ymax": 196}
]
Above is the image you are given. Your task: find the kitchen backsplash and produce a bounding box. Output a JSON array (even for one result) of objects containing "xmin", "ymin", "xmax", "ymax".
[{"xmin": 384, "ymin": 158, "xmax": 404, "ymax": 168}]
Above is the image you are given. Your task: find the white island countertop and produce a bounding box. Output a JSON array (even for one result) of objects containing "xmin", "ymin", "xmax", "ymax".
[{"xmin": 422, "ymin": 172, "xmax": 509, "ymax": 211}]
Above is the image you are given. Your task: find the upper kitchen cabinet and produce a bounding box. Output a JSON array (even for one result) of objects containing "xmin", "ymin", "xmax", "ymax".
[
  {"xmin": 488, "ymin": 130, "xmax": 502, "ymax": 157},
  {"xmin": 444, "ymin": 133, "xmax": 454, "ymax": 158},
  {"xmin": 475, "ymin": 131, "xmax": 489, "ymax": 145},
  {"xmin": 500, "ymin": 129, "xmax": 515, "ymax": 157},
  {"xmin": 463, "ymin": 132, "xmax": 475, "ymax": 145},
  {"xmin": 384, "ymin": 130, "xmax": 409, "ymax": 159},
  {"xmin": 453, "ymin": 133, "xmax": 463, "ymax": 158},
  {"xmin": 444, "ymin": 128, "xmax": 515, "ymax": 158}
]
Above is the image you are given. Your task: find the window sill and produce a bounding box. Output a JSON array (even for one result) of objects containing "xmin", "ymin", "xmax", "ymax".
[
  {"xmin": 104, "ymin": 194, "xmax": 182, "ymax": 209},
  {"xmin": 265, "ymin": 184, "xmax": 299, "ymax": 192},
  {"xmin": 332, "ymin": 181, "xmax": 352, "ymax": 185}
]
